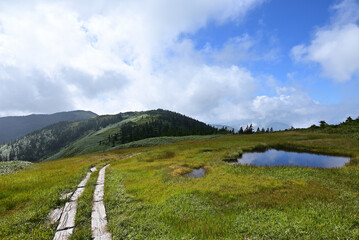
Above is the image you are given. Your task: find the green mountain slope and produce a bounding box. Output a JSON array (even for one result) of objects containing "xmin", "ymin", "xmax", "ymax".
[
  {"xmin": 0, "ymin": 109, "xmax": 220, "ymax": 162},
  {"xmin": 0, "ymin": 110, "xmax": 98, "ymax": 144}
]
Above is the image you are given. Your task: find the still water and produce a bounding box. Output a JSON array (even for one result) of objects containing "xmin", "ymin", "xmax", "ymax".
[
  {"xmin": 184, "ymin": 167, "xmax": 206, "ymax": 178},
  {"xmin": 228, "ymin": 149, "xmax": 350, "ymax": 168}
]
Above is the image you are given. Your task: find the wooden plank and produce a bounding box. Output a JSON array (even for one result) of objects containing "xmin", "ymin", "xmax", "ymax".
[
  {"xmin": 70, "ymin": 187, "xmax": 85, "ymax": 201},
  {"xmin": 49, "ymin": 208, "xmax": 63, "ymax": 224},
  {"xmin": 92, "ymin": 165, "xmax": 111, "ymax": 240},
  {"xmin": 78, "ymin": 172, "xmax": 91, "ymax": 188},
  {"xmin": 53, "ymin": 228, "xmax": 73, "ymax": 240},
  {"xmin": 53, "ymin": 167, "xmax": 96, "ymax": 240},
  {"xmin": 56, "ymin": 201, "xmax": 77, "ymax": 231}
]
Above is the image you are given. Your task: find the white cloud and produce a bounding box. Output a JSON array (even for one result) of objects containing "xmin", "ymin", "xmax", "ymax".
[
  {"xmin": 0, "ymin": 0, "xmax": 355, "ymax": 128},
  {"xmin": 229, "ymin": 88, "xmax": 357, "ymax": 129},
  {"xmin": 0, "ymin": 0, "xmax": 265, "ymax": 117},
  {"xmin": 252, "ymin": 92, "xmax": 320, "ymax": 127},
  {"xmin": 331, "ymin": 0, "xmax": 359, "ymax": 26},
  {"xmin": 291, "ymin": 0, "xmax": 359, "ymax": 82},
  {"xmin": 204, "ymin": 33, "xmax": 280, "ymax": 66},
  {"xmin": 210, "ymin": 34, "xmax": 256, "ymax": 64},
  {"xmin": 0, "ymin": 67, "xmax": 72, "ymax": 114}
]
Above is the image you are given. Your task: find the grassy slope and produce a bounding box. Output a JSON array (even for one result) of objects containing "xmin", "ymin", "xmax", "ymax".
[
  {"xmin": 47, "ymin": 113, "xmax": 148, "ymax": 160},
  {"xmin": 0, "ymin": 154, "xmax": 111, "ymax": 239},
  {"xmin": 52, "ymin": 135, "xmax": 218, "ymax": 162},
  {"xmin": 3, "ymin": 109, "xmax": 216, "ymax": 162},
  {"xmin": 1, "ymin": 131, "xmax": 359, "ymax": 239}
]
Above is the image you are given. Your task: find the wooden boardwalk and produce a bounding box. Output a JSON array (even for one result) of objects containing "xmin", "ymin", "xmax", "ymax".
[
  {"xmin": 52, "ymin": 167, "xmax": 97, "ymax": 240},
  {"xmin": 50, "ymin": 164, "xmax": 113, "ymax": 239},
  {"xmin": 92, "ymin": 164, "xmax": 112, "ymax": 240}
]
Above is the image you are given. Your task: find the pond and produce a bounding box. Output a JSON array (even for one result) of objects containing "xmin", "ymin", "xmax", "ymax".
[
  {"xmin": 184, "ymin": 167, "xmax": 206, "ymax": 178},
  {"xmin": 227, "ymin": 149, "xmax": 350, "ymax": 168}
]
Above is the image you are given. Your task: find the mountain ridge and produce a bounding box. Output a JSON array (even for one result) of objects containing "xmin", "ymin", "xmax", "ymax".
[
  {"xmin": 0, "ymin": 110, "xmax": 98, "ymax": 144},
  {"xmin": 0, "ymin": 109, "xmax": 220, "ymax": 162}
]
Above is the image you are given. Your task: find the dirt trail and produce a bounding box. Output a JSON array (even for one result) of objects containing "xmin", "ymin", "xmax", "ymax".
[{"xmin": 92, "ymin": 164, "xmax": 111, "ymax": 240}]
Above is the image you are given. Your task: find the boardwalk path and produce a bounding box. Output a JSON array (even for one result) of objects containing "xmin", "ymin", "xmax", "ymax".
[
  {"xmin": 53, "ymin": 167, "xmax": 97, "ymax": 240},
  {"xmin": 92, "ymin": 164, "xmax": 112, "ymax": 240}
]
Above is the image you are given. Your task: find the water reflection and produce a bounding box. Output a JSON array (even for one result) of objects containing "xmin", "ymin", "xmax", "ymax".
[
  {"xmin": 184, "ymin": 167, "xmax": 206, "ymax": 178},
  {"xmin": 228, "ymin": 149, "xmax": 350, "ymax": 168}
]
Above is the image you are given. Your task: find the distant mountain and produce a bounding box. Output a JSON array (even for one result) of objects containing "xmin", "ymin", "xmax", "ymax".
[
  {"xmin": 0, "ymin": 109, "xmax": 220, "ymax": 162},
  {"xmin": 211, "ymin": 124, "xmax": 236, "ymax": 131},
  {"xmin": 0, "ymin": 110, "xmax": 98, "ymax": 144},
  {"xmin": 267, "ymin": 122, "xmax": 290, "ymax": 131}
]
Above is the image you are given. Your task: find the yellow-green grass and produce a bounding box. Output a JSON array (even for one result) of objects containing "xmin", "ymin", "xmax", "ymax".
[
  {"xmin": 105, "ymin": 132, "xmax": 359, "ymax": 239},
  {"xmin": 0, "ymin": 154, "xmax": 109, "ymax": 239},
  {"xmin": 70, "ymin": 168, "xmax": 99, "ymax": 240},
  {"xmin": 70, "ymin": 161, "xmax": 110, "ymax": 240},
  {"xmin": 2, "ymin": 131, "xmax": 359, "ymax": 239}
]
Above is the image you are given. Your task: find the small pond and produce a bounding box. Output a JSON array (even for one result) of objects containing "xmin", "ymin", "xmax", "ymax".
[
  {"xmin": 227, "ymin": 149, "xmax": 350, "ymax": 168},
  {"xmin": 184, "ymin": 167, "xmax": 206, "ymax": 178}
]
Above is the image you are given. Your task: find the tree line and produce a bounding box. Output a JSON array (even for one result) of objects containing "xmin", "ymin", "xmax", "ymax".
[{"xmin": 218, "ymin": 124, "xmax": 274, "ymax": 135}]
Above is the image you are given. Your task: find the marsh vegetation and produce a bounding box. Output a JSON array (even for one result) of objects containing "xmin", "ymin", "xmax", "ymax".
[{"xmin": 1, "ymin": 131, "xmax": 359, "ymax": 239}]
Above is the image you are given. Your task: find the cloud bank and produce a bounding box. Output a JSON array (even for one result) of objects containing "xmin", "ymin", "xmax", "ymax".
[
  {"xmin": 0, "ymin": 0, "xmax": 357, "ymax": 128},
  {"xmin": 0, "ymin": 0, "xmax": 263, "ymax": 114}
]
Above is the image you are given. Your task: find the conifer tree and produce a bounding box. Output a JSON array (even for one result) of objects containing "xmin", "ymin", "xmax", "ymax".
[
  {"xmin": 238, "ymin": 127, "xmax": 244, "ymax": 134},
  {"xmin": 346, "ymin": 116, "xmax": 353, "ymax": 123}
]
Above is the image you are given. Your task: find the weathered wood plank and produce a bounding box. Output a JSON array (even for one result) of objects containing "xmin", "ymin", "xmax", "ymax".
[
  {"xmin": 49, "ymin": 207, "xmax": 63, "ymax": 224},
  {"xmin": 93, "ymin": 183, "xmax": 104, "ymax": 202},
  {"xmin": 70, "ymin": 187, "xmax": 85, "ymax": 201},
  {"xmin": 53, "ymin": 228, "xmax": 73, "ymax": 240},
  {"xmin": 92, "ymin": 165, "xmax": 111, "ymax": 240},
  {"xmin": 78, "ymin": 172, "xmax": 91, "ymax": 188},
  {"xmin": 53, "ymin": 167, "xmax": 96, "ymax": 240},
  {"xmin": 56, "ymin": 201, "xmax": 77, "ymax": 231}
]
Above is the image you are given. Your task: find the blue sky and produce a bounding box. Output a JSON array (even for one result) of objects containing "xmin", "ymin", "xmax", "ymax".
[
  {"xmin": 0, "ymin": 0, "xmax": 358, "ymax": 128},
  {"xmin": 191, "ymin": 0, "xmax": 347, "ymax": 104}
]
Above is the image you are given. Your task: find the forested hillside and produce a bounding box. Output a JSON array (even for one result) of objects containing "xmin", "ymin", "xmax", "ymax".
[
  {"xmin": 0, "ymin": 109, "xmax": 220, "ymax": 162},
  {"xmin": 0, "ymin": 114, "xmax": 124, "ymax": 162},
  {"xmin": 102, "ymin": 109, "xmax": 218, "ymax": 146},
  {"xmin": 0, "ymin": 110, "xmax": 97, "ymax": 144}
]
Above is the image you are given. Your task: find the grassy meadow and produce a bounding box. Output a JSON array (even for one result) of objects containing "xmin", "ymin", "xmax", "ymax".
[
  {"xmin": 1, "ymin": 131, "xmax": 359, "ymax": 239},
  {"xmin": 0, "ymin": 154, "xmax": 110, "ymax": 239}
]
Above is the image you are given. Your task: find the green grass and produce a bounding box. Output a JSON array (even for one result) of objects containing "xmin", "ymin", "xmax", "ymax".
[
  {"xmin": 70, "ymin": 168, "xmax": 100, "ymax": 240},
  {"xmin": 104, "ymin": 132, "xmax": 359, "ymax": 239},
  {"xmin": 1, "ymin": 131, "xmax": 359, "ymax": 239},
  {"xmin": 116, "ymin": 135, "xmax": 220, "ymax": 149},
  {"xmin": 0, "ymin": 155, "xmax": 107, "ymax": 239},
  {"xmin": 48, "ymin": 132, "xmax": 220, "ymax": 162},
  {"xmin": 46, "ymin": 111, "xmax": 205, "ymax": 161}
]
